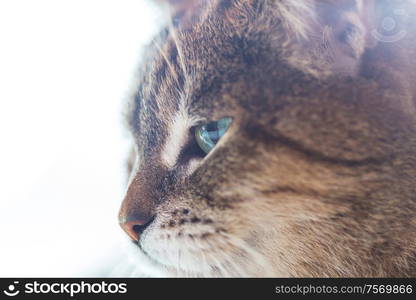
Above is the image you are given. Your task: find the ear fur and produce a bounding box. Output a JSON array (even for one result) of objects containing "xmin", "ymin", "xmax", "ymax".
[
  {"xmin": 314, "ymin": 0, "xmax": 378, "ymax": 74},
  {"xmin": 154, "ymin": 0, "xmax": 414, "ymax": 79},
  {"xmin": 275, "ymin": 0, "xmax": 379, "ymax": 76},
  {"xmin": 154, "ymin": 0, "xmax": 206, "ymax": 27}
]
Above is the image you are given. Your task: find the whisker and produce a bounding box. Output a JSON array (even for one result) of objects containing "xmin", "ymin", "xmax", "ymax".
[
  {"xmin": 153, "ymin": 39, "xmax": 182, "ymax": 90},
  {"xmin": 167, "ymin": 22, "xmax": 189, "ymax": 87}
]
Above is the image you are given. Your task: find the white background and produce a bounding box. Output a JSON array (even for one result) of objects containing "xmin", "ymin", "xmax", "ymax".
[{"xmin": 0, "ymin": 0, "xmax": 160, "ymax": 276}]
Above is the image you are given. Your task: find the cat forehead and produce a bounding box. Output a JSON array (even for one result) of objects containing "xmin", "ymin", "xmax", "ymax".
[
  {"xmin": 127, "ymin": 0, "xmax": 317, "ymax": 157},
  {"xmin": 129, "ymin": 3, "xmax": 287, "ymax": 130}
]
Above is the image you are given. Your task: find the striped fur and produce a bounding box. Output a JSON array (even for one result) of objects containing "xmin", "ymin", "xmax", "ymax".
[{"xmin": 120, "ymin": 0, "xmax": 416, "ymax": 277}]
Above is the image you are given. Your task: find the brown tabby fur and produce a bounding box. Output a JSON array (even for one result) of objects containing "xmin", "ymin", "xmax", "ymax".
[{"xmin": 119, "ymin": 0, "xmax": 416, "ymax": 277}]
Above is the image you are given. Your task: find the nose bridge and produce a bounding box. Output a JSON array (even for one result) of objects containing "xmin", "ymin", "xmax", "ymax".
[
  {"xmin": 119, "ymin": 168, "xmax": 158, "ymax": 224},
  {"xmin": 118, "ymin": 164, "xmax": 168, "ymax": 241}
]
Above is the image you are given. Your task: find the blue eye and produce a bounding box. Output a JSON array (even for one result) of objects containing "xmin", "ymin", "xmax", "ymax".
[{"xmin": 195, "ymin": 117, "xmax": 232, "ymax": 154}]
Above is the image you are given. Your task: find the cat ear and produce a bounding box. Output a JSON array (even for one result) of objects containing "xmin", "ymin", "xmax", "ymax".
[
  {"xmin": 155, "ymin": 0, "xmax": 198, "ymax": 14},
  {"xmin": 154, "ymin": 0, "xmax": 205, "ymax": 26},
  {"xmin": 315, "ymin": 0, "xmax": 378, "ymax": 55},
  {"xmin": 279, "ymin": 0, "xmax": 379, "ymax": 75},
  {"xmin": 317, "ymin": 0, "xmax": 380, "ymax": 74}
]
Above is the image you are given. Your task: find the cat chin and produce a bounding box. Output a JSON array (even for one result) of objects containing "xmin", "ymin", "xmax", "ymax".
[
  {"xmin": 139, "ymin": 239, "xmax": 218, "ymax": 277},
  {"xmin": 123, "ymin": 236, "xmax": 280, "ymax": 277},
  {"xmin": 125, "ymin": 248, "xmax": 212, "ymax": 277},
  {"xmin": 135, "ymin": 230, "xmax": 278, "ymax": 277},
  {"xmin": 118, "ymin": 235, "xmax": 212, "ymax": 277}
]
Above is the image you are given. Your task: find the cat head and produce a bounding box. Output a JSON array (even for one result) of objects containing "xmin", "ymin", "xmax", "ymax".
[{"xmin": 119, "ymin": 0, "xmax": 416, "ymax": 276}]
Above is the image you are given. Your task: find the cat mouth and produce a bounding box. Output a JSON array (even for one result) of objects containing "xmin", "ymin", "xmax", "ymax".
[
  {"xmin": 129, "ymin": 239, "xmax": 176, "ymax": 274},
  {"xmin": 131, "ymin": 240, "xmax": 159, "ymax": 264},
  {"xmin": 130, "ymin": 231, "xmax": 226, "ymax": 276},
  {"xmin": 131, "ymin": 229, "xmax": 273, "ymax": 277},
  {"xmin": 129, "ymin": 239, "xmax": 198, "ymax": 276}
]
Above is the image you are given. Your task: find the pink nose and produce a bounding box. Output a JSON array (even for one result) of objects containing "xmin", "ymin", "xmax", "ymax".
[{"xmin": 119, "ymin": 215, "xmax": 155, "ymax": 241}]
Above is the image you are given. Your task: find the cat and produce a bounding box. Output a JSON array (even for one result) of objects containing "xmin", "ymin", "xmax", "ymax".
[{"xmin": 118, "ymin": 0, "xmax": 416, "ymax": 277}]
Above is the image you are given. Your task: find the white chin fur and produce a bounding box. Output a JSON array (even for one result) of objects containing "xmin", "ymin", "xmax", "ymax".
[{"xmin": 132, "ymin": 230, "xmax": 277, "ymax": 277}]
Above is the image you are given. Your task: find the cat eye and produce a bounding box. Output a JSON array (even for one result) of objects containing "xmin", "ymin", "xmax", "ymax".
[{"xmin": 194, "ymin": 117, "xmax": 232, "ymax": 154}]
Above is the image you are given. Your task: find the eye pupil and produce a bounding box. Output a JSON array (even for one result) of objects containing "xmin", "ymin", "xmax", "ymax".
[{"xmin": 195, "ymin": 117, "xmax": 232, "ymax": 154}]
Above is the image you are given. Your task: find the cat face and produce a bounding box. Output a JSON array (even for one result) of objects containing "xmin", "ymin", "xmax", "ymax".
[{"xmin": 119, "ymin": 0, "xmax": 416, "ymax": 277}]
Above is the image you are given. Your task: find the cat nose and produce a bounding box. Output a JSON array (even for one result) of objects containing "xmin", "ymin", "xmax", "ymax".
[
  {"xmin": 119, "ymin": 168, "xmax": 163, "ymax": 241},
  {"xmin": 119, "ymin": 214, "xmax": 155, "ymax": 242}
]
